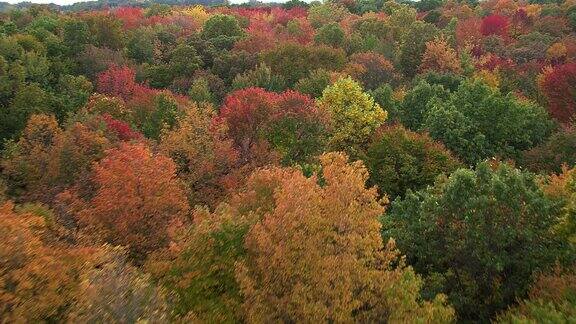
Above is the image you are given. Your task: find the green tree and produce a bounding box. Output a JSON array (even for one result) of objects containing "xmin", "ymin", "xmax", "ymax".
[
  {"xmin": 294, "ymin": 69, "xmax": 332, "ymax": 98},
  {"xmin": 423, "ymin": 80, "xmax": 553, "ymax": 165},
  {"xmin": 232, "ymin": 63, "xmax": 286, "ymax": 92},
  {"xmin": 314, "ymin": 22, "xmax": 345, "ymax": 47},
  {"xmin": 168, "ymin": 43, "xmax": 203, "ymax": 78},
  {"xmin": 126, "ymin": 28, "xmax": 154, "ymax": 64},
  {"xmin": 383, "ymin": 162, "xmax": 573, "ymax": 321},
  {"xmin": 364, "ymin": 125, "xmax": 462, "ymax": 199},
  {"xmin": 63, "ymin": 19, "xmax": 91, "ymax": 55},
  {"xmin": 398, "ymin": 21, "xmax": 439, "ymax": 78},
  {"xmin": 83, "ymin": 14, "xmax": 125, "ymax": 50},
  {"xmin": 201, "ymin": 14, "xmax": 244, "ymax": 50},
  {"xmin": 401, "ymin": 80, "xmax": 450, "ymax": 130},
  {"xmin": 0, "ymin": 83, "xmax": 53, "ymax": 144},
  {"xmin": 263, "ymin": 43, "xmax": 346, "ymax": 86},
  {"xmin": 307, "ymin": 2, "xmax": 348, "ymax": 28},
  {"xmin": 212, "ymin": 50, "xmax": 258, "ymax": 85},
  {"xmin": 137, "ymin": 92, "xmax": 182, "ymax": 140},
  {"xmin": 368, "ymin": 84, "xmax": 401, "ymax": 123},
  {"xmin": 53, "ymin": 74, "xmax": 93, "ymax": 122},
  {"xmin": 188, "ymin": 77, "xmax": 214, "ymax": 104}
]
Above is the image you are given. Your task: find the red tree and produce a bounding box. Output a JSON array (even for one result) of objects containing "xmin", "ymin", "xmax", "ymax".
[
  {"xmin": 480, "ymin": 14, "xmax": 509, "ymax": 37},
  {"xmin": 234, "ymin": 19, "xmax": 276, "ymax": 54},
  {"xmin": 271, "ymin": 7, "xmax": 307, "ymax": 26},
  {"xmin": 273, "ymin": 90, "xmax": 322, "ymax": 121},
  {"xmin": 218, "ymin": 87, "xmax": 279, "ymax": 161},
  {"xmin": 540, "ymin": 63, "xmax": 576, "ymax": 123},
  {"xmin": 96, "ymin": 65, "xmax": 140, "ymax": 101},
  {"xmin": 456, "ymin": 18, "xmax": 482, "ymax": 49},
  {"xmin": 102, "ymin": 114, "xmax": 142, "ymax": 141},
  {"xmin": 113, "ymin": 6, "xmax": 144, "ymax": 29}
]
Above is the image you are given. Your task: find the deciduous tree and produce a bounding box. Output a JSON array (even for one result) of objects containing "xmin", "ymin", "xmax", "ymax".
[
  {"xmin": 318, "ymin": 77, "xmax": 387, "ymax": 155},
  {"xmin": 539, "ymin": 62, "xmax": 576, "ymax": 124},
  {"xmin": 68, "ymin": 246, "xmax": 170, "ymax": 323},
  {"xmin": 346, "ymin": 51, "xmax": 398, "ymax": 90},
  {"xmin": 160, "ymin": 102, "xmax": 239, "ymax": 208},
  {"xmin": 201, "ymin": 14, "xmax": 244, "ymax": 50},
  {"xmin": 236, "ymin": 152, "xmax": 455, "ymax": 323},
  {"xmin": 262, "ymin": 43, "xmax": 346, "ymax": 86},
  {"xmin": 496, "ymin": 267, "xmax": 576, "ymax": 323},
  {"xmin": 424, "ymin": 80, "xmax": 553, "ymax": 164},
  {"xmin": 0, "ymin": 202, "xmax": 91, "ymax": 322},
  {"xmin": 543, "ymin": 166, "xmax": 576, "ymax": 247},
  {"xmin": 522, "ymin": 125, "xmax": 576, "ymax": 174},
  {"xmin": 420, "ymin": 37, "xmax": 463, "ymax": 75},
  {"xmin": 480, "ymin": 14, "xmax": 509, "ymax": 37},
  {"xmin": 146, "ymin": 167, "xmax": 292, "ymax": 322},
  {"xmin": 61, "ymin": 142, "xmax": 189, "ymax": 261},
  {"xmin": 266, "ymin": 90, "xmax": 329, "ymax": 165},
  {"xmin": 364, "ymin": 125, "xmax": 462, "ymax": 199},
  {"xmin": 218, "ymin": 87, "xmax": 278, "ymax": 163},
  {"xmin": 384, "ymin": 162, "xmax": 572, "ymax": 321}
]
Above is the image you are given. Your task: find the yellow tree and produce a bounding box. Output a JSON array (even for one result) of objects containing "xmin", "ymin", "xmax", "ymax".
[
  {"xmin": 420, "ymin": 36, "xmax": 463, "ymax": 74},
  {"xmin": 236, "ymin": 152, "xmax": 455, "ymax": 323},
  {"xmin": 0, "ymin": 202, "xmax": 92, "ymax": 322},
  {"xmin": 146, "ymin": 166, "xmax": 294, "ymax": 322},
  {"xmin": 544, "ymin": 166, "xmax": 576, "ymax": 247},
  {"xmin": 317, "ymin": 77, "xmax": 387, "ymax": 155},
  {"xmin": 547, "ymin": 42, "xmax": 568, "ymax": 63}
]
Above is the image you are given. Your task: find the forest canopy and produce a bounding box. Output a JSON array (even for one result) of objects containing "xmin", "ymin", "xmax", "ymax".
[{"xmin": 0, "ymin": 0, "xmax": 575, "ymax": 322}]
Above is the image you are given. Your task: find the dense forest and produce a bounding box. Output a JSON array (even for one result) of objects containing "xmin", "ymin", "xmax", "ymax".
[{"xmin": 0, "ymin": 0, "xmax": 575, "ymax": 322}]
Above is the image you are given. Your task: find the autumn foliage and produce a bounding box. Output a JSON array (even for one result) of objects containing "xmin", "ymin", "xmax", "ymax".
[
  {"xmin": 236, "ymin": 153, "xmax": 455, "ymax": 322},
  {"xmin": 0, "ymin": 202, "xmax": 92, "ymax": 322},
  {"xmin": 1, "ymin": 0, "xmax": 576, "ymax": 322},
  {"xmin": 539, "ymin": 63, "xmax": 576, "ymax": 123},
  {"xmin": 61, "ymin": 143, "xmax": 189, "ymax": 261},
  {"xmin": 218, "ymin": 87, "xmax": 328, "ymax": 165},
  {"xmin": 420, "ymin": 37, "xmax": 463, "ymax": 74},
  {"xmin": 480, "ymin": 14, "xmax": 509, "ymax": 37},
  {"xmin": 96, "ymin": 65, "xmax": 142, "ymax": 101}
]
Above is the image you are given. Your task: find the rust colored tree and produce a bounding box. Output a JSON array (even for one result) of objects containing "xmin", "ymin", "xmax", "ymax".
[
  {"xmin": 236, "ymin": 152, "xmax": 455, "ymax": 322},
  {"xmin": 61, "ymin": 142, "xmax": 189, "ymax": 261}
]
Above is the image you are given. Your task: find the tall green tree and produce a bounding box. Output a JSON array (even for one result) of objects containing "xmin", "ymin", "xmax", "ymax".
[
  {"xmin": 423, "ymin": 80, "xmax": 553, "ymax": 165},
  {"xmin": 383, "ymin": 162, "xmax": 573, "ymax": 321},
  {"xmin": 201, "ymin": 14, "xmax": 244, "ymax": 50}
]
